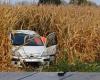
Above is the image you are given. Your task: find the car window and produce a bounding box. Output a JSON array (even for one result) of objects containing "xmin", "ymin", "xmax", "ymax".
[
  {"xmin": 11, "ymin": 33, "xmax": 26, "ymax": 45},
  {"xmin": 11, "ymin": 33, "xmax": 44, "ymax": 46},
  {"xmin": 47, "ymin": 32, "xmax": 57, "ymax": 47},
  {"xmin": 25, "ymin": 36, "xmax": 44, "ymax": 46}
]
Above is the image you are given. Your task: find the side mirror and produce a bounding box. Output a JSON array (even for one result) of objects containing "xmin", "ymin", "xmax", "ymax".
[{"xmin": 46, "ymin": 32, "xmax": 57, "ymax": 47}]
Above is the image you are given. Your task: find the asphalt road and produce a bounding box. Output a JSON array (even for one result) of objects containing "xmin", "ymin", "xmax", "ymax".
[{"xmin": 0, "ymin": 72, "xmax": 100, "ymax": 80}]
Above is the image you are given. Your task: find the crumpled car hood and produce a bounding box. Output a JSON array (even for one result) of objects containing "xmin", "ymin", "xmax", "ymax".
[{"xmin": 12, "ymin": 46, "xmax": 46, "ymax": 58}]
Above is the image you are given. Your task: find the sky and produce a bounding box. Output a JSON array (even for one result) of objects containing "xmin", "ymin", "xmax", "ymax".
[
  {"xmin": 91, "ymin": 0, "xmax": 100, "ymax": 5},
  {"xmin": 8, "ymin": 0, "xmax": 100, "ymax": 5}
]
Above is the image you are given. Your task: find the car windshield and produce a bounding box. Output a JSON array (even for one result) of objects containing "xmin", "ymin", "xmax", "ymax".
[{"xmin": 11, "ymin": 33, "xmax": 44, "ymax": 46}]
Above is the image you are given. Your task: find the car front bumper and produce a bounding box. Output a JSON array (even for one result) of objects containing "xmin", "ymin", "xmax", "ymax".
[
  {"xmin": 22, "ymin": 57, "xmax": 50, "ymax": 63},
  {"xmin": 12, "ymin": 56, "xmax": 50, "ymax": 63}
]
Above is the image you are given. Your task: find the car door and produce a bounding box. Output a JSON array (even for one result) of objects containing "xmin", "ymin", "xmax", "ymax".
[{"xmin": 46, "ymin": 32, "xmax": 57, "ymax": 56}]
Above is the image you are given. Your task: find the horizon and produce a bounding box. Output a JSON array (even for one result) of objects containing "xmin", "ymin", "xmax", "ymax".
[{"xmin": 1, "ymin": 0, "xmax": 100, "ymax": 5}]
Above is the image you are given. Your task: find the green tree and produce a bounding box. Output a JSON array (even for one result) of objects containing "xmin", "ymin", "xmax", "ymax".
[
  {"xmin": 70, "ymin": 0, "xmax": 88, "ymax": 5},
  {"xmin": 39, "ymin": 0, "xmax": 61, "ymax": 5}
]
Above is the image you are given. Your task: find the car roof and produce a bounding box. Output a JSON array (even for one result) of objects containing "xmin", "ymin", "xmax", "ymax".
[{"xmin": 12, "ymin": 30, "xmax": 38, "ymax": 35}]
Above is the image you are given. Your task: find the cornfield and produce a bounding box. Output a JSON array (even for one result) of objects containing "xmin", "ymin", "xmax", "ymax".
[{"xmin": 0, "ymin": 5, "xmax": 100, "ymax": 71}]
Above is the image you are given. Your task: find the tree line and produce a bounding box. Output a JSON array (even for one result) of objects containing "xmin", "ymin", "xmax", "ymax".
[
  {"xmin": 0, "ymin": 0, "xmax": 96, "ymax": 6},
  {"xmin": 39, "ymin": 0, "xmax": 96, "ymax": 6}
]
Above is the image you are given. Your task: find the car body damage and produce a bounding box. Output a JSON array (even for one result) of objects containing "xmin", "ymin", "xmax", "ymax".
[{"xmin": 10, "ymin": 30, "xmax": 57, "ymax": 67}]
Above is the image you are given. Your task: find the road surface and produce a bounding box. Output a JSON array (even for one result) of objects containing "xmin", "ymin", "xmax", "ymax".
[{"xmin": 0, "ymin": 72, "xmax": 100, "ymax": 80}]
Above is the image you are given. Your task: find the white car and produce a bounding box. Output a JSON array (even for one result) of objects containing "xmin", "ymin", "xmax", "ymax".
[{"xmin": 10, "ymin": 30, "xmax": 57, "ymax": 67}]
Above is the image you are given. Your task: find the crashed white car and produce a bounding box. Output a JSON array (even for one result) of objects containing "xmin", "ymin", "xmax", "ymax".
[{"xmin": 10, "ymin": 30, "xmax": 57, "ymax": 67}]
